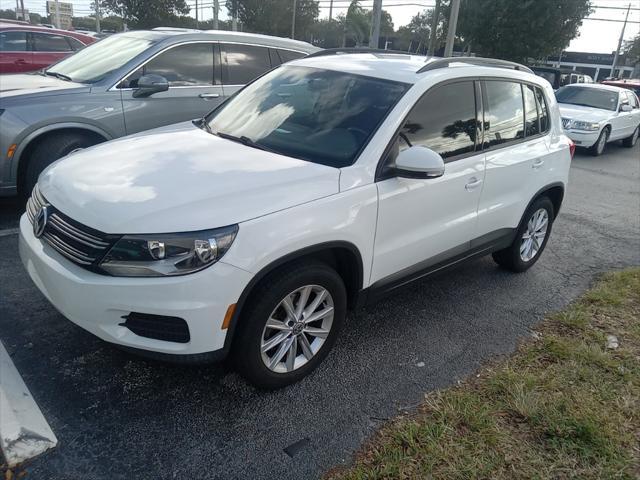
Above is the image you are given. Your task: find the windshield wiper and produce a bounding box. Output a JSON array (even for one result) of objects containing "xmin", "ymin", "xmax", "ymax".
[
  {"xmin": 194, "ymin": 117, "xmax": 213, "ymax": 134},
  {"xmin": 214, "ymin": 131, "xmax": 278, "ymax": 154},
  {"xmin": 44, "ymin": 71, "xmax": 73, "ymax": 82}
]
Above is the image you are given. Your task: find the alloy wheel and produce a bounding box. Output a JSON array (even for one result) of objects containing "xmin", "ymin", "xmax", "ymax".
[
  {"xmin": 520, "ymin": 208, "xmax": 549, "ymax": 262},
  {"xmin": 597, "ymin": 130, "xmax": 607, "ymax": 154},
  {"xmin": 260, "ymin": 285, "xmax": 334, "ymax": 373}
]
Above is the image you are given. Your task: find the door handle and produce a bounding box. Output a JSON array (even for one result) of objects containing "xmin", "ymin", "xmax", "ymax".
[
  {"xmin": 465, "ymin": 177, "xmax": 483, "ymax": 191},
  {"xmin": 199, "ymin": 93, "xmax": 220, "ymax": 99},
  {"xmin": 13, "ymin": 59, "xmax": 27, "ymax": 65},
  {"xmin": 532, "ymin": 159, "xmax": 545, "ymax": 169}
]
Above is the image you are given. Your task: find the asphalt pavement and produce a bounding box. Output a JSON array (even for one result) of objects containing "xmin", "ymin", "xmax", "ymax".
[{"xmin": 1, "ymin": 142, "xmax": 639, "ymax": 479}]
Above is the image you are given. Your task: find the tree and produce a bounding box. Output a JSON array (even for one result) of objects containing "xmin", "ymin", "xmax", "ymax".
[
  {"xmin": 394, "ymin": 9, "xmax": 445, "ymax": 53},
  {"xmin": 101, "ymin": 0, "xmax": 190, "ymax": 29},
  {"xmin": 622, "ymin": 34, "xmax": 640, "ymax": 65},
  {"xmin": 454, "ymin": 0, "xmax": 593, "ymax": 62},
  {"xmin": 228, "ymin": 0, "xmax": 319, "ymax": 41}
]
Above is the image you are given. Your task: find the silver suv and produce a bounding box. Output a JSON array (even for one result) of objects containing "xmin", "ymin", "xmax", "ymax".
[{"xmin": 0, "ymin": 28, "xmax": 318, "ymax": 197}]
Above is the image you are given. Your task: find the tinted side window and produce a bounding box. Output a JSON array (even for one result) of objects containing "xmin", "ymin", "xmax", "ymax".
[
  {"xmin": 142, "ymin": 43, "xmax": 214, "ymax": 86},
  {"xmin": 523, "ymin": 85, "xmax": 540, "ymax": 137},
  {"xmin": 277, "ymin": 49, "xmax": 306, "ymax": 64},
  {"xmin": 535, "ymin": 87, "xmax": 550, "ymax": 133},
  {"xmin": 223, "ymin": 44, "xmax": 271, "ymax": 85},
  {"xmin": 401, "ymin": 81, "xmax": 477, "ymax": 160},
  {"xmin": 484, "ymin": 81, "xmax": 524, "ymax": 147},
  {"xmin": 33, "ymin": 33, "xmax": 73, "ymax": 52},
  {"xmin": 0, "ymin": 31, "xmax": 27, "ymax": 51},
  {"xmin": 66, "ymin": 36, "xmax": 85, "ymax": 51}
]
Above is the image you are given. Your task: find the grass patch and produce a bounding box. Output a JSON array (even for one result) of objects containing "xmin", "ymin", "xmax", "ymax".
[{"xmin": 327, "ymin": 268, "xmax": 640, "ymax": 480}]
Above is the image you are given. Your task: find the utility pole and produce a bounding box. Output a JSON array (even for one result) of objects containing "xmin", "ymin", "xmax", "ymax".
[
  {"xmin": 232, "ymin": 0, "xmax": 238, "ymax": 31},
  {"xmin": 213, "ymin": 0, "xmax": 219, "ymax": 29},
  {"xmin": 329, "ymin": 0, "xmax": 334, "ymax": 21},
  {"xmin": 611, "ymin": 3, "xmax": 631, "ymax": 79},
  {"xmin": 427, "ymin": 0, "xmax": 441, "ymax": 57},
  {"xmin": 18, "ymin": 0, "xmax": 25, "ymax": 21},
  {"xmin": 94, "ymin": 0, "xmax": 100, "ymax": 33},
  {"xmin": 369, "ymin": 0, "xmax": 382, "ymax": 49},
  {"xmin": 291, "ymin": 0, "xmax": 297, "ymax": 39},
  {"xmin": 195, "ymin": 0, "xmax": 199, "ymax": 28},
  {"xmin": 443, "ymin": 0, "xmax": 460, "ymax": 57},
  {"xmin": 54, "ymin": 0, "xmax": 61, "ymax": 29}
]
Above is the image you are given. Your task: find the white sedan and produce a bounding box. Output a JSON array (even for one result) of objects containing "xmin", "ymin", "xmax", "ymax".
[{"xmin": 557, "ymin": 83, "xmax": 640, "ymax": 156}]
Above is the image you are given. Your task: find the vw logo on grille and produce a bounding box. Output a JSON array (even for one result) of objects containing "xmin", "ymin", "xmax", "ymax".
[{"xmin": 33, "ymin": 205, "xmax": 50, "ymax": 238}]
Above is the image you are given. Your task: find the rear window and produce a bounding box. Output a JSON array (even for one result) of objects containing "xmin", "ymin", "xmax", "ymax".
[
  {"xmin": 33, "ymin": 32, "xmax": 73, "ymax": 52},
  {"xmin": 484, "ymin": 81, "xmax": 525, "ymax": 147}
]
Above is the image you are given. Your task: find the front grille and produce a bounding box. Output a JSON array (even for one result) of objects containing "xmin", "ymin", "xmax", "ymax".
[
  {"xmin": 120, "ymin": 312, "xmax": 191, "ymax": 343},
  {"xmin": 27, "ymin": 185, "xmax": 117, "ymax": 269},
  {"xmin": 562, "ymin": 117, "xmax": 571, "ymax": 129}
]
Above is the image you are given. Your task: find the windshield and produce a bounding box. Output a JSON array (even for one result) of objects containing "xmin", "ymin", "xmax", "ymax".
[
  {"xmin": 205, "ymin": 66, "xmax": 409, "ymax": 168},
  {"xmin": 45, "ymin": 34, "xmax": 156, "ymax": 84},
  {"xmin": 556, "ymin": 86, "xmax": 618, "ymax": 111}
]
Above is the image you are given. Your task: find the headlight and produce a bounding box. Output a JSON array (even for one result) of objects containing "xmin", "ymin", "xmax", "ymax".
[
  {"xmin": 569, "ymin": 120, "xmax": 600, "ymax": 131},
  {"xmin": 99, "ymin": 225, "xmax": 238, "ymax": 277}
]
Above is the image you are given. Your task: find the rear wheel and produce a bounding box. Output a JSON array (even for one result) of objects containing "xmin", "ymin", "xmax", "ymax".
[
  {"xmin": 492, "ymin": 196, "xmax": 555, "ymax": 273},
  {"xmin": 233, "ymin": 261, "xmax": 347, "ymax": 389},
  {"xmin": 622, "ymin": 125, "xmax": 639, "ymax": 148},
  {"xmin": 22, "ymin": 132, "xmax": 101, "ymax": 197},
  {"xmin": 589, "ymin": 127, "xmax": 609, "ymax": 156}
]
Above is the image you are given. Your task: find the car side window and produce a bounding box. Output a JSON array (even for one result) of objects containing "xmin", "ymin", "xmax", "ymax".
[
  {"xmin": 628, "ymin": 91, "xmax": 640, "ymax": 108},
  {"xmin": 484, "ymin": 81, "xmax": 525, "ymax": 148},
  {"xmin": 534, "ymin": 87, "xmax": 549, "ymax": 133},
  {"xmin": 32, "ymin": 33, "xmax": 73, "ymax": 52},
  {"xmin": 66, "ymin": 36, "xmax": 85, "ymax": 51},
  {"xmin": 124, "ymin": 43, "xmax": 215, "ymax": 88},
  {"xmin": 0, "ymin": 31, "xmax": 27, "ymax": 51},
  {"xmin": 222, "ymin": 43, "xmax": 272, "ymax": 85},
  {"xmin": 399, "ymin": 81, "xmax": 478, "ymax": 161},
  {"xmin": 277, "ymin": 49, "xmax": 306, "ymax": 64},
  {"xmin": 523, "ymin": 85, "xmax": 540, "ymax": 137}
]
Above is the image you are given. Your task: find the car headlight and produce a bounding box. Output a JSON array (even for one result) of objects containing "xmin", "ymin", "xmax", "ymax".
[
  {"xmin": 569, "ymin": 120, "xmax": 600, "ymax": 131},
  {"xmin": 99, "ymin": 225, "xmax": 238, "ymax": 277}
]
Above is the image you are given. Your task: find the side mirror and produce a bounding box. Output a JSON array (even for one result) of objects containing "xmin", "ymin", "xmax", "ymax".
[
  {"xmin": 620, "ymin": 104, "xmax": 632, "ymax": 112},
  {"xmin": 394, "ymin": 146, "xmax": 445, "ymax": 179},
  {"xmin": 133, "ymin": 74, "xmax": 169, "ymax": 98}
]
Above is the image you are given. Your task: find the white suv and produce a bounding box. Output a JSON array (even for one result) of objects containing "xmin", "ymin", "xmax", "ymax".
[{"xmin": 19, "ymin": 52, "xmax": 573, "ymax": 388}]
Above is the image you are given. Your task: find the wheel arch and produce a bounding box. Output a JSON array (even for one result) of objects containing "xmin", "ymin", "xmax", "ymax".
[
  {"xmin": 526, "ymin": 182, "xmax": 565, "ymax": 221},
  {"xmin": 223, "ymin": 241, "xmax": 364, "ymax": 353}
]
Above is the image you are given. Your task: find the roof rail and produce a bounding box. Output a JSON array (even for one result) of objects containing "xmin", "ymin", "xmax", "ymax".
[
  {"xmin": 417, "ymin": 57, "xmax": 533, "ymax": 75},
  {"xmin": 306, "ymin": 47, "xmax": 414, "ymax": 58},
  {"xmin": 152, "ymin": 27, "xmax": 202, "ymax": 32}
]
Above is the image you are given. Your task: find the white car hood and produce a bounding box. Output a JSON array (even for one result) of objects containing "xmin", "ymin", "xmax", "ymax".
[
  {"xmin": 558, "ymin": 103, "xmax": 612, "ymax": 123},
  {"xmin": 39, "ymin": 122, "xmax": 340, "ymax": 234}
]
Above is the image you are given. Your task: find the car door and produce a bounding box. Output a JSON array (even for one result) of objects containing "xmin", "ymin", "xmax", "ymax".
[
  {"xmin": 627, "ymin": 91, "xmax": 640, "ymax": 131},
  {"xmin": 371, "ymin": 80, "xmax": 486, "ymax": 285},
  {"xmin": 120, "ymin": 42, "xmax": 225, "ymax": 135},
  {"xmin": 609, "ymin": 91, "xmax": 633, "ymax": 141},
  {"xmin": 219, "ymin": 43, "xmax": 275, "ymax": 97},
  {"xmin": 31, "ymin": 32, "xmax": 75, "ymax": 70},
  {"xmin": 475, "ymin": 81, "xmax": 550, "ymax": 239},
  {"xmin": 0, "ymin": 30, "xmax": 32, "ymax": 73}
]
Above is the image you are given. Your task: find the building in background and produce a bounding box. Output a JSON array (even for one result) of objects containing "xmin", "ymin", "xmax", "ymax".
[{"xmin": 541, "ymin": 51, "xmax": 635, "ymax": 81}]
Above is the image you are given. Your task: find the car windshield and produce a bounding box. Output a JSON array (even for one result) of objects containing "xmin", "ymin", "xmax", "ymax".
[
  {"xmin": 555, "ymin": 86, "xmax": 618, "ymax": 111},
  {"xmin": 44, "ymin": 34, "xmax": 156, "ymax": 84},
  {"xmin": 204, "ymin": 65, "xmax": 410, "ymax": 168}
]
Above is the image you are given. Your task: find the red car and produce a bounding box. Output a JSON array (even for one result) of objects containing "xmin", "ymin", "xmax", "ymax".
[{"xmin": 0, "ymin": 23, "xmax": 96, "ymax": 74}]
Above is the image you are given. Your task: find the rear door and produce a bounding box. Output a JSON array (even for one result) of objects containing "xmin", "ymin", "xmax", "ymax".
[
  {"xmin": 219, "ymin": 43, "xmax": 274, "ymax": 97},
  {"xmin": 120, "ymin": 42, "xmax": 224, "ymax": 135},
  {"xmin": 31, "ymin": 32, "xmax": 76, "ymax": 70},
  {"xmin": 0, "ymin": 30, "xmax": 31, "ymax": 73}
]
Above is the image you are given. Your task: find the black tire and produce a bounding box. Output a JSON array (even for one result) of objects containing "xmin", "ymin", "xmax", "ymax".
[
  {"xmin": 22, "ymin": 132, "xmax": 100, "ymax": 197},
  {"xmin": 232, "ymin": 260, "xmax": 347, "ymax": 389},
  {"xmin": 622, "ymin": 125, "xmax": 639, "ymax": 148},
  {"xmin": 589, "ymin": 127, "xmax": 609, "ymax": 156},
  {"xmin": 492, "ymin": 196, "xmax": 555, "ymax": 273}
]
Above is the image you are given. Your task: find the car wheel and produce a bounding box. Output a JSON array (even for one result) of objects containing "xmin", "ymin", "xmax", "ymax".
[
  {"xmin": 23, "ymin": 132, "xmax": 101, "ymax": 197},
  {"xmin": 589, "ymin": 127, "xmax": 609, "ymax": 156},
  {"xmin": 492, "ymin": 196, "xmax": 555, "ymax": 273},
  {"xmin": 233, "ymin": 260, "xmax": 347, "ymax": 389},
  {"xmin": 622, "ymin": 125, "xmax": 639, "ymax": 148}
]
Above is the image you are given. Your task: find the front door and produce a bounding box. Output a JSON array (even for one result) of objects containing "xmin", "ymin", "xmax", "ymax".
[
  {"xmin": 371, "ymin": 80, "xmax": 485, "ymax": 285},
  {"xmin": 0, "ymin": 30, "xmax": 31, "ymax": 73},
  {"xmin": 120, "ymin": 42, "xmax": 225, "ymax": 135}
]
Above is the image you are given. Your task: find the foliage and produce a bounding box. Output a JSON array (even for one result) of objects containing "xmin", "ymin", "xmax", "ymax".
[
  {"xmin": 622, "ymin": 34, "xmax": 640, "ymax": 64},
  {"xmin": 0, "ymin": 8, "xmax": 46, "ymax": 25},
  {"xmin": 454, "ymin": 0, "xmax": 593, "ymax": 62},
  {"xmin": 100, "ymin": 0, "xmax": 190, "ymax": 29},
  {"xmin": 227, "ymin": 0, "xmax": 319, "ymax": 41}
]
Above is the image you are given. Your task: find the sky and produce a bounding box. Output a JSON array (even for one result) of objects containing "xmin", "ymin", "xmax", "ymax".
[{"xmin": 11, "ymin": 0, "xmax": 640, "ymax": 54}]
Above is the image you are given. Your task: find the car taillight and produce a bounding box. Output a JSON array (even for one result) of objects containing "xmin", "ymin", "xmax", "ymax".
[{"xmin": 569, "ymin": 139, "xmax": 576, "ymax": 160}]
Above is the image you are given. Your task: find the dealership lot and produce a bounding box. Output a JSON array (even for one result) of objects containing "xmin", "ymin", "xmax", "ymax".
[{"xmin": 0, "ymin": 143, "xmax": 639, "ymax": 479}]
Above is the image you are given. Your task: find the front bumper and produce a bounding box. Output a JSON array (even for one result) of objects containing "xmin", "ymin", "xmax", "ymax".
[
  {"xmin": 563, "ymin": 129, "xmax": 601, "ymax": 148},
  {"xmin": 19, "ymin": 214, "xmax": 253, "ymax": 355}
]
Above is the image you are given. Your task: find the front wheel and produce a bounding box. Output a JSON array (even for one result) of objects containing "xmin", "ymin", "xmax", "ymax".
[
  {"xmin": 492, "ymin": 196, "xmax": 555, "ymax": 273},
  {"xmin": 622, "ymin": 125, "xmax": 639, "ymax": 148},
  {"xmin": 233, "ymin": 261, "xmax": 347, "ymax": 389},
  {"xmin": 589, "ymin": 128, "xmax": 609, "ymax": 156}
]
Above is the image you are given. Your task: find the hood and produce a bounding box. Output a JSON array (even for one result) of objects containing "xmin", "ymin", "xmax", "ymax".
[
  {"xmin": 38, "ymin": 122, "xmax": 341, "ymax": 234},
  {"xmin": 0, "ymin": 73, "xmax": 89, "ymax": 100},
  {"xmin": 558, "ymin": 103, "xmax": 612, "ymax": 123}
]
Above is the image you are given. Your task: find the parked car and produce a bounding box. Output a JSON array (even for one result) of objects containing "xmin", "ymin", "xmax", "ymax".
[
  {"xmin": 530, "ymin": 66, "xmax": 564, "ymax": 89},
  {"xmin": 19, "ymin": 53, "xmax": 573, "ymax": 388},
  {"xmin": 0, "ymin": 22, "xmax": 95, "ymax": 73},
  {"xmin": 0, "ymin": 29, "xmax": 318, "ymax": 197},
  {"xmin": 557, "ymin": 83, "xmax": 640, "ymax": 156},
  {"xmin": 602, "ymin": 78, "xmax": 640, "ymax": 98}
]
